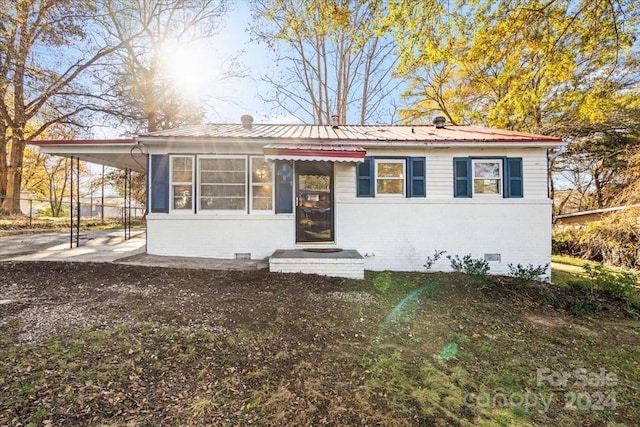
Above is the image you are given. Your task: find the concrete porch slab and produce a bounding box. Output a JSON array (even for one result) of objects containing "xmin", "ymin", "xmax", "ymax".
[{"xmin": 269, "ymin": 249, "xmax": 364, "ymax": 279}]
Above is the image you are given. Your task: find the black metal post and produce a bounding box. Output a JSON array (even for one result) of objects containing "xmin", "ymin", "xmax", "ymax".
[
  {"xmin": 128, "ymin": 168, "xmax": 132, "ymax": 239},
  {"xmin": 101, "ymin": 165, "xmax": 105, "ymax": 225},
  {"xmin": 76, "ymin": 156, "xmax": 80, "ymax": 248},
  {"xmin": 70, "ymin": 157, "xmax": 74, "ymax": 248},
  {"xmin": 123, "ymin": 168, "xmax": 132, "ymax": 240}
]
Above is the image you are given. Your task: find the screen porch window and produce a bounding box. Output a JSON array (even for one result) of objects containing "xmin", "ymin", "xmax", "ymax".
[
  {"xmin": 251, "ymin": 157, "xmax": 273, "ymax": 212},
  {"xmin": 171, "ymin": 156, "xmax": 194, "ymax": 210},
  {"xmin": 375, "ymin": 159, "xmax": 405, "ymax": 196},
  {"xmin": 199, "ymin": 157, "xmax": 246, "ymax": 210},
  {"xmin": 473, "ymin": 160, "xmax": 502, "ymax": 195}
]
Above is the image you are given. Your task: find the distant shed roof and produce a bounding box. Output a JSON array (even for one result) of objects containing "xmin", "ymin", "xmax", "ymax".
[{"xmin": 554, "ymin": 204, "xmax": 640, "ymax": 225}]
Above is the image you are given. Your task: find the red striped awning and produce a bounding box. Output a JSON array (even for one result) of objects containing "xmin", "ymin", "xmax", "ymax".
[{"xmin": 263, "ymin": 143, "xmax": 365, "ymax": 162}]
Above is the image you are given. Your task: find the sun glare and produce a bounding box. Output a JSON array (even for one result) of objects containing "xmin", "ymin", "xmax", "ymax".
[{"xmin": 161, "ymin": 40, "xmax": 217, "ymax": 101}]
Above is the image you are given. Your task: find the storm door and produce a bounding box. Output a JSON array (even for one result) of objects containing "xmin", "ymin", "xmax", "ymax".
[{"xmin": 295, "ymin": 161, "xmax": 334, "ymax": 243}]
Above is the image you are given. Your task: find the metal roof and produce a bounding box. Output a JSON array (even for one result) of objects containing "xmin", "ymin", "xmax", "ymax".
[
  {"xmin": 139, "ymin": 124, "xmax": 562, "ymax": 145},
  {"xmin": 554, "ymin": 204, "xmax": 640, "ymax": 220},
  {"xmin": 263, "ymin": 143, "xmax": 365, "ymax": 162},
  {"xmin": 29, "ymin": 139, "xmax": 146, "ymax": 173},
  {"xmin": 28, "ymin": 123, "xmax": 562, "ymax": 172}
]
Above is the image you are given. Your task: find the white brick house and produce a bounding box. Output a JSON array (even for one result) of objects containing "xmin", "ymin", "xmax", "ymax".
[{"xmin": 33, "ymin": 120, "xmax": 562, "ymax": 279}]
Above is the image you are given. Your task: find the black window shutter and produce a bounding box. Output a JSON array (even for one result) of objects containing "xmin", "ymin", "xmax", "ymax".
[
  {"xmin": 505, "ymin": 157, "xmax": 523, "ymax": 198},
  {"xmin": 275, "ymin": 160, "xmax": 294, "ymax": 213},
  {"xmin": 150, "ymin": 154, "xmax": 169, "ymax": 213},
  {"xmin": 453, "ymin": 157, "xmax": 472, "ymax": 198},
  {"xmin": 407, "ymin": 157, "xmax": 426, "ymax": 197},
  {"xmin": 357, "ymin": 157, "xmax": 374, "ymax": 197}
]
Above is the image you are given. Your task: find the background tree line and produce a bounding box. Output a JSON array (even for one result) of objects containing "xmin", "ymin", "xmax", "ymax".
[{"xmin": 2, "ymin": 0, "xmax": 639, "ymax": 225}]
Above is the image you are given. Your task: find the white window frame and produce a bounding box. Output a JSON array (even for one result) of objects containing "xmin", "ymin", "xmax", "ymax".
[
  {"xmin": 472, "ymin": 159, "xmax": 502, "ymax": 197},
  {"xmin": 250, "ymin": 156, "xmax": 274, "ymax": 214},
  {"xmin": 374, "ymin": 158, "xmax": 405, "ymax": 197},
  {"xmin": 197, "ymin": 155, "xmax": 247, "ymax": 213},
  {"xmin": 169, "ymin": 155, "xmax": 194, "ymax": 212}
]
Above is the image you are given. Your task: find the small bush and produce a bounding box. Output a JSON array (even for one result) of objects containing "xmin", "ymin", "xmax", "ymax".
[
  {"xmin": 507, "ymin": 263, "xmax": 549, "ymax": 282},
  {"xmin": 552, "ymin": 226, "xmax": 585, "ymax": 257},
  {"xmin": 424, "ymin": 250, "xmax": 446, "ymax": 271},
  {"xmin": 552, "ymin": 208, "xmax": 640, "ymax": 268},
  {"xmin": 373, "ymin": 271, "xmax": 393, "ymax": 293},
  {"xmin": 582, "ymin": 263, "xmax": 638, "ymax": 299},
  {"xmin": 570, "ymin": 299, "xmax": 605, "ymax": 316},
  {"xmin": 447, "ymin": 254, "xmax": 490, "ymax": 276}
]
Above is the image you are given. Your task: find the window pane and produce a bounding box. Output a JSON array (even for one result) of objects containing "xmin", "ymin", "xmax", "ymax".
[
  {"xmin": 199, "ymin": 157, "xmax": 247, "ymax": 210},
  {"xmin": 253, "ymin": 197, "xmax": 273, "ymax": 210},
  {"xmin": 251, "ymin": 158, "xmax": 273, "ymax": 211},
  {"xmin": 474, "ymin": 162, "xmax": 500, "ymax": 178},
  {"xmin": 252, "ymin": 159, "xmax": 273, "ymax": 183},
  {"xmin": 377, "ymin": 179, "xmax": 404, "ymax": 194},
  {"xmin": 172, "ymin": 157, "xmax": 193, "ymax": 182},
  {"xmin": 252, "ymin": 184, "xmax": 272, "ymax": 210},
  {"xmin": 172, "ymin": 185, "xmax": 192, "ymax": 209},
  {"xmin": 201, "ymin": 171, "xmax": 245, "ymax": 183},
  {"xmin": 201, "ymin": 197, "xmax": 245, "ymax": 210},
  {"xmin": 201, "ymin": 184, "xmax": 245, "ymax": 198},
  {"xmin": 172, "ymin": 157, "xmax": 191, "ymax": 170},
  {"xmin": 172, "ymin": 171, "xmax": 192, "ymax": 182},
  {"xmin": 474, "ymin": 179, "xmax": 500, "ymax": 194},
  {"xmin": 200, "ymin": 158, "xmax": 245, "ymax": 171},
  {"xmin": 377, "ymin": 162, "xmax": 404, "ymax": 178},
  {"xmin": 253, "ymin": 184, "xmax": 272, "ymax": 197}
]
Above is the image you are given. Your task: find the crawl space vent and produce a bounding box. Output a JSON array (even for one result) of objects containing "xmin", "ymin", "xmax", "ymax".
[{"xmin": 484, "ymin": 253, "xmax": 501, "ymax": 262}]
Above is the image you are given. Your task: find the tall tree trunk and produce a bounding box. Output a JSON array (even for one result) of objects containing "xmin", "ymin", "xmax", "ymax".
[
  {"xmin": 4, "ymin": 133, "xmax": 26, "ymax": 214},
  {"xmin": 0, "ymin": 134, "xmax": 7, "ymax": 202},
  {"xmin": 2, "ymin": 61, "xmax": 26, "ymax": 214}
]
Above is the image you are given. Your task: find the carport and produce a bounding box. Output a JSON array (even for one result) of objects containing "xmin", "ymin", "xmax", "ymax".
[{"xmin": 28, "ymin": 139, "xmax": 146, "ymax": 248}]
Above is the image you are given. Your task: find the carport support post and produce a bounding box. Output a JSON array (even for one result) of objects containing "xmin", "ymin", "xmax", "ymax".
[
  {"xmin": 69, "ymin": 156, "xmax": 80, "ymax": 249},
  {"xmin": 123, "ymin": 167, "xmax": 132, "ymax": 240},
  {"xmin": 76, "ymin": 156, "xmax": 80, "ymax": 247},
  {"xmin": 101, "ymin": 165, "xmax": 105, "ymax": 225}
]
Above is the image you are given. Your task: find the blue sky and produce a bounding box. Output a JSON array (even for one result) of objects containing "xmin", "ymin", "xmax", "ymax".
[
  {"xmin": 92, "ymin": 1, "xmax": 299, "ymax": 139},
  {"xmin": 181, "ymin": 1, "xmax": 304, "ymax": 125}
]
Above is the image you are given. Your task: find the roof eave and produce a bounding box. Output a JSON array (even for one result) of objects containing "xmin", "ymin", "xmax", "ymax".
[
  {"xmin": 420, "ymin": 141, "xmax": 563, "ymax": 149},
  {"xmin": 136, "ymin": 135, "xmax": 562, "ymax": 148},
  {"xmin": 29, "ymin": 138, "xmax": 137, "ymax": 146}
]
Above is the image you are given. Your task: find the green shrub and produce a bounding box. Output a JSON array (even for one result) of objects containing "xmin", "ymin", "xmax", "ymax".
[
  {"xmin": 424, "ymin": 250, "xmax": 446, "ymax": 271},
  {"xmin": 446, "ymin": 254, "xmax": 490, "ymax": 276},
  {"xmin": 507, "ymin": 263, "xmax": 549, "ymax": 282},
  {"xmin": 582, "ymin": 263, "xmax": 638, "ymax": 298},
  {"xmin": 552, "ymin": 226, "xmax": 586, "ymax": 256},
  {"xmin": 373, "ymin": 271, "xmax": 393, "ymax": 293}
]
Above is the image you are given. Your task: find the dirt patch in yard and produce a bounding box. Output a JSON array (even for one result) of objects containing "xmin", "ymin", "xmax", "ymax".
[{"xmin": 0, "ymin": 262, "xmax": 638, "ymax": 426}]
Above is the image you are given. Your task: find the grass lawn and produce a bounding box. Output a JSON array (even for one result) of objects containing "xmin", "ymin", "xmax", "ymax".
[
  {"xmin": 0, "ymin": 216, "xmax": 144, "ymax": 237},
  {"xmin": 1, "ymin": 262, "xmax": 638, "ymax": 426}
]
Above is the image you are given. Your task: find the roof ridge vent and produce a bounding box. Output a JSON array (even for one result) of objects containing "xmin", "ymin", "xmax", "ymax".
[
  {"xmin": 433, "ymin": 116, "xmax": 446, "ymax": 129},
  {"xmin": 241, "ymin": 114, "xmax": 254, "ymax": 130}
]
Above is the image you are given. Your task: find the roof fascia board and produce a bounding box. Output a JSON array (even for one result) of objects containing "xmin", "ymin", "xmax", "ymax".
[
  {"xmin": 29, "ymin": 139, "xmax": 136, "ymax": 146},
  {"xmin": 36, "ymin": 145, "xmax": 138, "ymax": 156}
]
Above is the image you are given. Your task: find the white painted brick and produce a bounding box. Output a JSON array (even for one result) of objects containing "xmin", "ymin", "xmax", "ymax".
[
  {"xmin": 270, "ymin": 257, "xmax": 365, "ymax": 279},
  {"xmin": 147, "ymin": 147, "xmax": 553, "ymax": 277}
]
